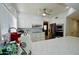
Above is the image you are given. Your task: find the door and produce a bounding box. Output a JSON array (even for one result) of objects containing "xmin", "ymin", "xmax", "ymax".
[
  {"xmin": 50, "ymin": 23, "xmax": 56, "ymax": 38},
  {"xmin": 43, "ymin": 21, "xmax": 48, "ymax": 39}
]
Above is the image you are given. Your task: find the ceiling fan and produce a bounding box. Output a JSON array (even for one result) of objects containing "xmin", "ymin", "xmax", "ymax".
[{"xmin": 40, "ymin": 8, "xmax": 52, "ymax": 16}]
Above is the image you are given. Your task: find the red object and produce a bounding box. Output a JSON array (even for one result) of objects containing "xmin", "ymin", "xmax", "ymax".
[{"xmin": 10, "ymin": 32, "xmax": 19, "ymax": 43}]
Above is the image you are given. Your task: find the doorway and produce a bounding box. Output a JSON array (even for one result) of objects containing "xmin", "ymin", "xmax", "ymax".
[{"xmin": 66, "ymin": 17, "xmax": 79, "ymax": 37}]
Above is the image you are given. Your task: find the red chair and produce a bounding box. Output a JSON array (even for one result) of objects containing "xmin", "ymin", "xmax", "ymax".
[{"xmin": 10, "ymin": 32, "xmax": 19, "ymax": 43}]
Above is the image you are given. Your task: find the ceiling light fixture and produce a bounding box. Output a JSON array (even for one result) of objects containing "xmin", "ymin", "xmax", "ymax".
[
  {"xmin": 42, "ymin": 13, "xmax": 46, "ymax": 16},
  {"xmin": 66, "ymin": 6, "xmax": 70, "ymax": 9}
]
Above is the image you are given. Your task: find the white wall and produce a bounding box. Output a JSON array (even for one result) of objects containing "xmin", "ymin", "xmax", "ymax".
[
  {"xmin": 0, "ymin": 4, "xmax": 11, "ymax": 35},
  {"xmin": 0, "ymin": 4, "xmax": 17, "ymax": 35},
  {"xmin": 18, "ymin": 13, "xmax": 43, "ymax": 28},
  {"xmin": 49, "ymin": 11, "xmax": 68, "ymax": 24}
]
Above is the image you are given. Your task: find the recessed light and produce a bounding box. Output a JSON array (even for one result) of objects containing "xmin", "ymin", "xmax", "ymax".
[{"xmin": 55, "ymin": 17, "xmax": 58, "ymax": 19}]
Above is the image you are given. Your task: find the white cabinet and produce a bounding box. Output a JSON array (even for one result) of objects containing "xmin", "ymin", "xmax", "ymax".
[{"xmin": 31, "ymin": 32, "xmax": 45, "ymax": 42}]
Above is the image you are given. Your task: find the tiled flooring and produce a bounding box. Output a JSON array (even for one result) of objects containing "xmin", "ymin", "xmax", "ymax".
[{"xmin": 31, "ymin": 36, "xmax": 79, "ymax": 55}]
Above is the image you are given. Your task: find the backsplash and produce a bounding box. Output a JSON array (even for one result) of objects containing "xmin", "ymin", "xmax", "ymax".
[{"xmin": 17, "ymin": 27, "xmax": 43, "ymax": 33}]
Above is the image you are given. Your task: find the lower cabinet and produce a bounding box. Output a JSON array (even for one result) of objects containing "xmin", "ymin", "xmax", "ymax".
[{"xmin": 31, "ymin": 32, "xmax": 45, "ymax": 42}]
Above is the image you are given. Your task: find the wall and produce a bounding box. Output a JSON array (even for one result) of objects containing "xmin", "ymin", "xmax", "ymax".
[
  {"xmin": 49, "ymin": 11, "xmax": 68, "ymax": 24},
  {"xmin": 3, "ymin": 3, "xmax": 18, "ymax": 18},
  {"xmin": 18, "ymin": 13, "xmax": 43, "ymax": 28},
  {"xmin": 66, "ymin": 18, "xmax": 79, "ymax": 37},
  {"xmin": 0, "ymin": 4, "xmax": 12, "ymax": 35},
  {"xmin": 66, "ymin": 8, "xmax": 77, "ymax": 36},
  {"xmin": 0, "ymin": 4, "xmax": 17, "ymax": 36}
]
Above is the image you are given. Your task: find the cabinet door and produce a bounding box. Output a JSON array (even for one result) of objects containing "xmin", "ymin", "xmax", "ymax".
[{"xmin": 32, "ymin": 33, "xmax": 45, "ymax": 42}]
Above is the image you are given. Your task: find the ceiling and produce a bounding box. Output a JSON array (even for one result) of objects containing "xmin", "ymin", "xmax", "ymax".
[
  {"xmin": 10, "ymin": 3, "xmax": 69, "ymax": 16},
  {"xmin": 68, "ymin": 11, "xmax": 79, "ymax": 20},
  {"xmin": 66, "ymin": 3, "xmax": 79, "ymax": 19},
  {"xmin": 66, "ymin": 3, "xmax": 79, "ymax": 11},
  {"xmin": 5, "ymin": 3, "xmax": 79, "ymax": 19}
]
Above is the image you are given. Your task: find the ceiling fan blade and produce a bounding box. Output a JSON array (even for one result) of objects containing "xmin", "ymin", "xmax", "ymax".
[{"xmin": 39, "ymin": 8, "xmax": 53, "ymax": 16}]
